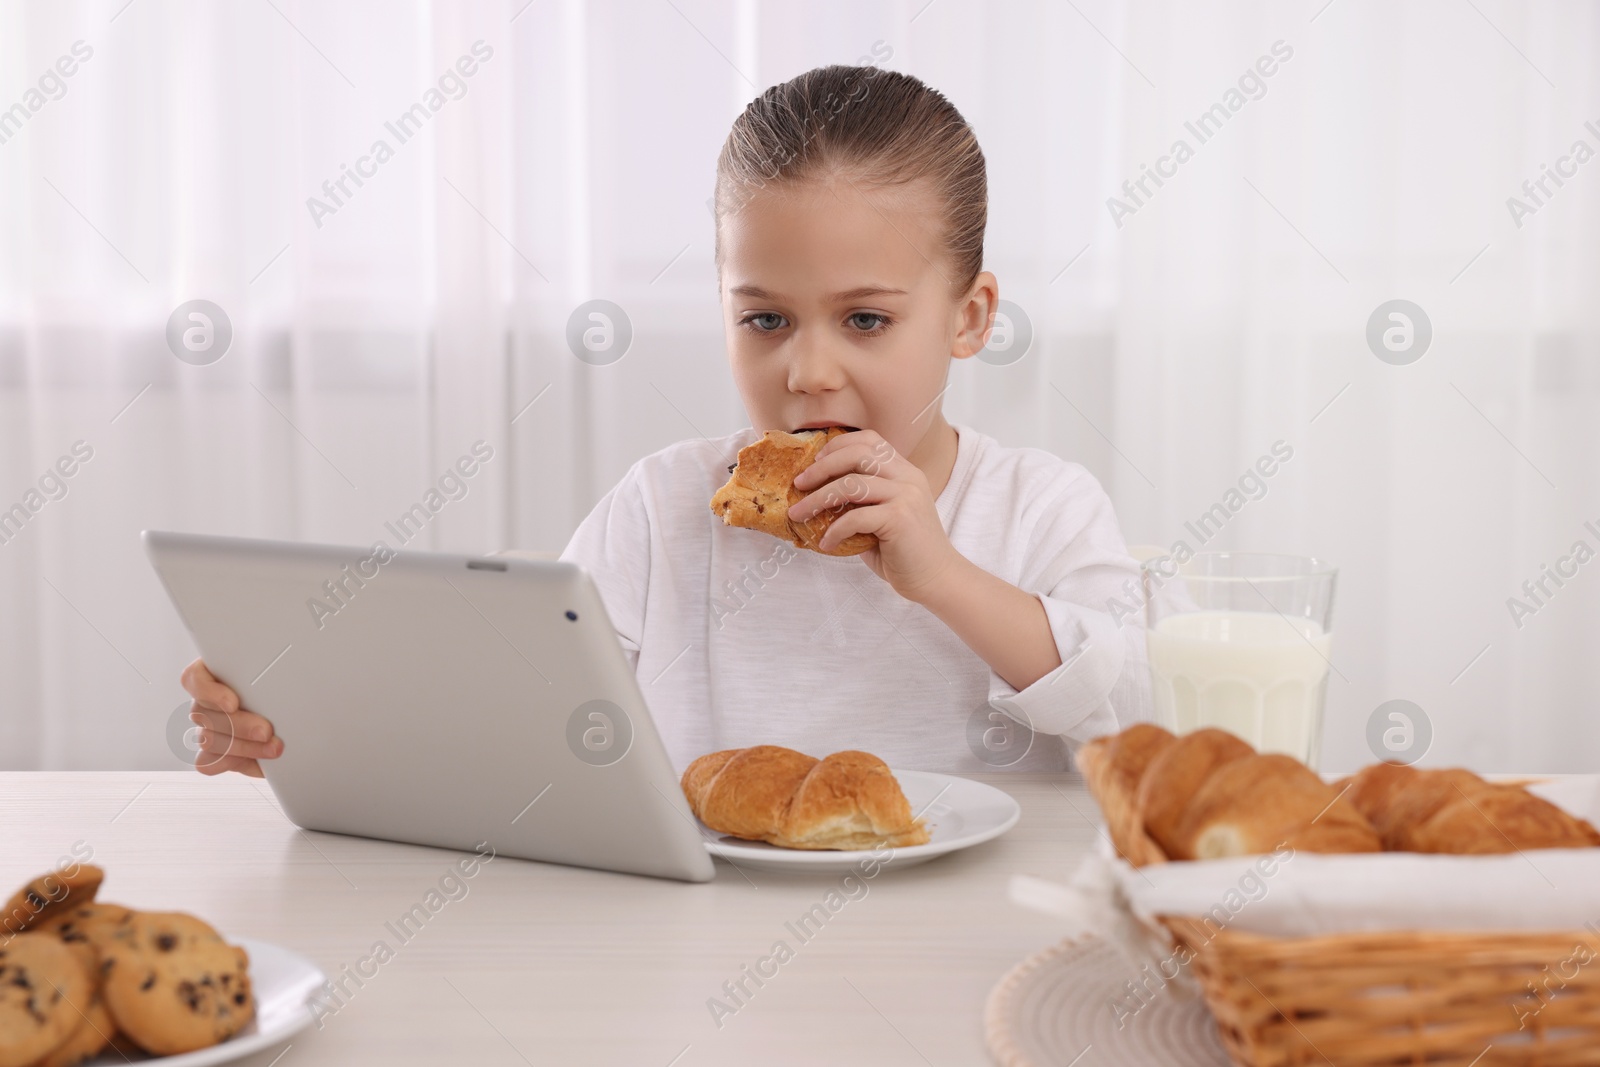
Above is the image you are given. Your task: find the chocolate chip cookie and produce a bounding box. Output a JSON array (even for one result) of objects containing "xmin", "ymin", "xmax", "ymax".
[
  {"xmin": 35, "ymin": 905, "xmax": 134, "ymax": 1063},
  {"xmin": 0, "ymin": 933, "xmax": 92, "ymax": 1067},
  {"xmin": 0, "ymin": 866, "xmax": 103, "ymax": 939},
  {"xmin": 34, "ymin": 903, "xmax": 133, "ymax": 956},
  {"xmin": 30, "ymin": 940, "xmax": 113, "ymax": 1067},
  {"xmin": 101, "ymin": 911, "xmax": 254, "ymax": 1056}
]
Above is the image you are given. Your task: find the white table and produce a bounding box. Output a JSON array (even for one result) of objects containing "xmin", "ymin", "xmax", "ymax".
[{"xmin": 0, "ymin": 771, "xmax": 1100, "ymax": 1066}]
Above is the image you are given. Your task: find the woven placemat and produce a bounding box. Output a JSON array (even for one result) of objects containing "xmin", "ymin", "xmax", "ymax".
[{"xmin": 983, "ymin": 935, "xmax": 1233, "ymax": 1067}]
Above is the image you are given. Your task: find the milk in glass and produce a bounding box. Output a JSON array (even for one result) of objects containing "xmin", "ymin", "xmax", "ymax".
[{"xmin": 1145, "ymin": 609, "xmax": 1332, "ymax": 761}]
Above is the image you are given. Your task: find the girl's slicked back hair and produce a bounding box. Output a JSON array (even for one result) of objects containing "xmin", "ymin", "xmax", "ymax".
[{"xmin": 714, "ymin": 63, "xmax": 987, "ymax": 296}]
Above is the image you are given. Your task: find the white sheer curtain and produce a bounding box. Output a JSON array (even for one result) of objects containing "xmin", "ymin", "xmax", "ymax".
[{"xmin": 2, "ymin": 0, "xmax": 1596, "ymax": 772}]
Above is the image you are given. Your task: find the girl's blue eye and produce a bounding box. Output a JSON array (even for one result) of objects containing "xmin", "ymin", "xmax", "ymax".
[
  {"xmin": 742, "ymin": 312, "xmax": 786, "ymax": 333},
  {"xmin": 849, "ymin": 312, "xmax": 891, "ymax": 335}
]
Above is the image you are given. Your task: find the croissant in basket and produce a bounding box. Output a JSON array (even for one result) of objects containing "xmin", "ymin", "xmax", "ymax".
[
  {"xmin": 1336, "ymin": 760, "xmax": 1600, "ymax": 854},
  {"xmin": 1079, "ymin": 725, "xmax": 1600, "ymax": 1067},
  {"xmin": 1079, "ymin": 723, "xmax": 1600, "ymax": 864},
  {"xmin": 681, "ymin": 745, "xmax": 930, "ymax": 850},
  {"xmin": 1136, "ymin": 727, "xmax": 1252, "ymax": 858},
  {"xmin": 1136, "ymin": 727, "xmax": 1379, "ymax": 860}
]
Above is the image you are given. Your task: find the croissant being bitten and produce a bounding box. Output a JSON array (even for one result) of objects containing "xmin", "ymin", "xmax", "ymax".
[
  {"xmin": 709, "ymin": 427, "xmax": 878, "ymax": 557},
  {"xmin": 681, "ymin": 746, "xmax": 931, "ymax": 850}
]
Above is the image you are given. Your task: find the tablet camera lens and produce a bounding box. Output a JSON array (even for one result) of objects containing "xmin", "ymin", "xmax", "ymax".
[{"xmin": 565, "ymin": 610, "xmax": 578, "ymax": 621}]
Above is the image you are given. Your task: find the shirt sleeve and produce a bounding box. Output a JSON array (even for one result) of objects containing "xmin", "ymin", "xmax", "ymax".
[
  {"xmin": 986, "ymin": 468, "xmax": 1153, "ymax": 743},
  {"xmin": 552, "ymin": 465, "xmax": 648, "ymax": 674}
]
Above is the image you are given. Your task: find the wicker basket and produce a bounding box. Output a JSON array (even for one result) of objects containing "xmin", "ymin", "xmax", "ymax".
[{"xmin": 1077, "ymin": 745, "xmax": 1600, "ymax": 1066}]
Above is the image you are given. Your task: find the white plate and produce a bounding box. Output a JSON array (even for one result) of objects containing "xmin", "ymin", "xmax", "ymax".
[
  {"xmin": 701, "ymin": 770, "xmax": 1022, "ymax": 873},
  {"xmin": 79, "ymin": 937, "xmax": 326, "ymax": 1066}
]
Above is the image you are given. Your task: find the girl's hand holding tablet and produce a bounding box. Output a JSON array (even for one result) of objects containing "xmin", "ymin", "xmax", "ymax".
[{"xmin": 179, "ymin": 657, "xmax": 283, "ymax": 777}]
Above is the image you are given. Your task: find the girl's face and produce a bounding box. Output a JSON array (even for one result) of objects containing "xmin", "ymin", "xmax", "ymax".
[{"xmin": 717, "ymin": 177, "xmax": 996, "ymax": 464}]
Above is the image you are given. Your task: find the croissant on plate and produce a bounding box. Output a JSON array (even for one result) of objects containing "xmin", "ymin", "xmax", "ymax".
[{"xmin": 681, "ymin": 745, "xmax": 931, "ymax": 850}]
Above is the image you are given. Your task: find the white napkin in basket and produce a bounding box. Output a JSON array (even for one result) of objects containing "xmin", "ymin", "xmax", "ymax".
[{"xmin": 1013, "ymin": 775, "xmax": 1600, "ymax": 940}]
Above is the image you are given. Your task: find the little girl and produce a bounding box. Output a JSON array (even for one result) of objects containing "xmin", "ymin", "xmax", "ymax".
[{"xmin": 181, "ymin": 64, "xmax": 1152, "ymax": 776}]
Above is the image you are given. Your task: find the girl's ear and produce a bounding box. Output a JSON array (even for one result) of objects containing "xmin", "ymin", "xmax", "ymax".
[{"xmin": 951, "ymin": 271, "xmax": 1000, "ymax": 360}]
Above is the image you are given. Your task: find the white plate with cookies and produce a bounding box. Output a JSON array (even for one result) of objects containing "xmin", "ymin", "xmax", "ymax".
[
  {"xmin": 56, "ymin": 936, "xmax": 327, "ymax": 1066},
  {"xmin": 105, "ymin": 936, "xmax": 327, "ymax": 1066},
  {"xmin": 0, "ymin": 864, "xmax": 326, "ymax": 1066},
  {"xmin": 697, "ymin": 767, "xmax": 1022, "ymax": 873}
]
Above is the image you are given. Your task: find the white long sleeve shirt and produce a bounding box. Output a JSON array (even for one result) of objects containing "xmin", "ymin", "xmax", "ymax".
[{"xmin": 556, "ymin": 423, "xmax": 1152, "ymax": 773}]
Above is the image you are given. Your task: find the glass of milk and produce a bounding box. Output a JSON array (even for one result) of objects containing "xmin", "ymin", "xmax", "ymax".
[{"xmin": 1142, "ymin": 553, "xmax": 1337, "ymax": 768}]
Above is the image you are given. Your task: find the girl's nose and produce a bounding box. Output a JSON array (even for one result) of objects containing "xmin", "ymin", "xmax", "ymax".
[{"xmin": 786, "ymin": 334, "xmax": 847, "ymax": 395}]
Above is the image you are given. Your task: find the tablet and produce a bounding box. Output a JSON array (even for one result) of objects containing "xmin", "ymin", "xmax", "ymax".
[{"xmin": 143, "ymin": 530, "xmax": 714, "ymax": 883}]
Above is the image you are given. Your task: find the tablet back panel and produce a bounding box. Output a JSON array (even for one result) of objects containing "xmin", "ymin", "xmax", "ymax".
[{"xmin": 144, "ymin": 530, "xmax": 713, "ymax": 883}]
